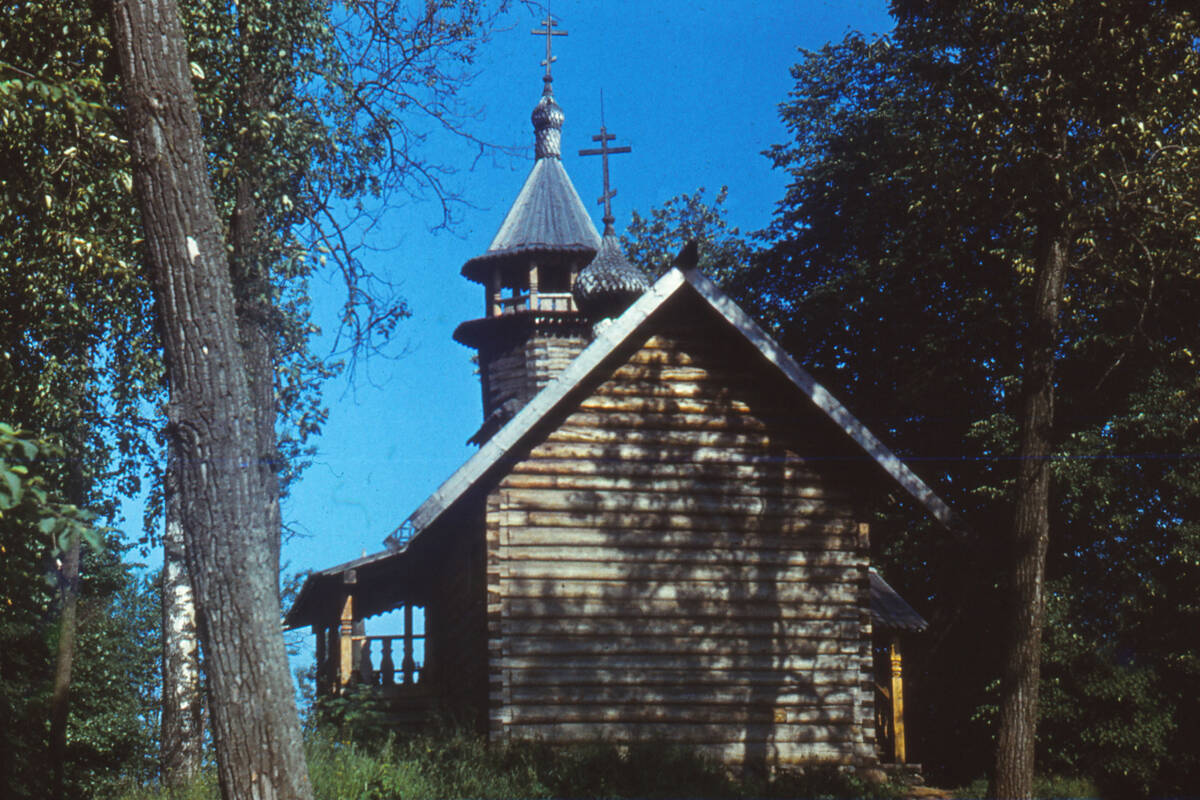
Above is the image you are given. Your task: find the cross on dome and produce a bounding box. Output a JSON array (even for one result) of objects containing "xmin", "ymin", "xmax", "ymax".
[
  {"xmin": 531, "ymin": 9, "xmax": 567, "ymax": 91},
  {"xmin": 579, "ymin": 101, "xmax": 631, "ymax": 236}
]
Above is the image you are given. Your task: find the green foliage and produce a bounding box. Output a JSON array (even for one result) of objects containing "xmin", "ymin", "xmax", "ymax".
[
  {"xmin": 698, "ymin": 2, "xmax": 1200, "ymax": 794},
  {"xmin": 116, "ymin": 728, "xmax": 899, "ymax": 800},
  {"xmin": 300, "ymin": 729, "xmax": 896, "ymax": 800},
  {"xmin": 955, "ymin": 773, "xmax": 1100, "ymax": 799},
  {"xmin": 623, "ymin": 186, "xmax": 756, "ymax": 285},
  {"xmin": 0, "ymin": 525, "xmax": 160, "ymax": 799}
]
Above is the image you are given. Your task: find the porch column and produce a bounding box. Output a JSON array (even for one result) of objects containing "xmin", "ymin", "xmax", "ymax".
[
  {"xmin": 337, "ymin": 570, "xmax": 357, "ymax": 687},
  {"xmin": 889, "ymin": 634, "xmax": 907, "ymax": 763},
  {"xmin": 313, "ymin": 623, "xmax": 327, "ymax": 695}
]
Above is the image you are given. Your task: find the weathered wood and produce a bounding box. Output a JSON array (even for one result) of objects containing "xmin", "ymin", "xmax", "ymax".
[
  {"xmin": 499, "ymin": 578, "xmax": 860, "ymax": 604},
  {"xmin": 501, "ymin": 633, "xmax": 866, "ymax": 658},
  {"xmin": 578, "ymin": 393, "xmax": 754, "ymax": 414},
  {"xmin": 499, "ymin": 617, "xmax": 862, "ymax": 639},
  {"xmin": 499, "ymin": 487, "xmax": 849, "ymax": 517},
  {"xmin": 516, "ymin": 511, "xmax": 860, "ymax": 536},
  {"xmin": 501, "ymin": 471, "xmax": 851, "ymax": 500},
  {"xmin": 496, "ymin": 652, "xmax": 866, "ymax": 675},
  {"xmin": 890, "ymin": 635, "xmax": 907, "ymax": 764},
  {"xmin": 467, "ymin": 300, "xmax": 880, "ymax": 768},
  {"xmin": 500, "ymin": 545, "xmax": 863, "ymax": 568},
  {"xmin": 507, "ymin": 704, "xmax": 859, "ymax": 725},
  {"xmin": 503, "ymin": 721, "xmax": 863, "ymax": 744},
  {"xmin": 505, "ymin": 666, "xmax": 868, "ymax": 689},
  {"xmin": 525, "ymin": 440, "xmax": 841, "ymax": 466},
  {"xmin": 508, "ymin": 685, "xmax": 860, "ymax": 708},
  {"xmin": 500, "ymin": 597, "xmax": 862, "ymax": 623},
  {"xmin": 510, "ymin": 456, "xmax": 822, "ymax": 481},
  {"xmin": 338, "ymin": 591, "xmax": 354, "ymax": 687},
  {"xmin": 499, "ymin": 560, "xmax": 860, "ymax": 584}
]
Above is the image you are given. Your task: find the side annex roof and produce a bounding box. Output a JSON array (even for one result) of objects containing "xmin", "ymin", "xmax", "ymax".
[{"xmin": 386, "ymin": 266, "xmax": 956, "ymax": 552}]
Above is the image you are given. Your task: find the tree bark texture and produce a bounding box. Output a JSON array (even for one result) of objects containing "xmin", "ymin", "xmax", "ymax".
[
  {"xmin": 48, "ymin": 529, "xmax": 81, "ymax": 800},
  {"xmin": 992, "ymin": 222, "xmax": 1070, "ymax": 800},
  {"xmin": 109, "ymin": 2, "xmax": 312, "ymax": 798},
  {"xmin": 160, "ymin": 446, "xmax": 204, "ymax": 788},
  {"xmin": 228, "ymin": 16, "xmax": 283, "ymax": 583}
]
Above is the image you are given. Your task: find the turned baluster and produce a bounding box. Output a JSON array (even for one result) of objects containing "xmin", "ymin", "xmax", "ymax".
[{"xmin": 379, "ymin": 638, "xmax": 396, "ymax": 686}]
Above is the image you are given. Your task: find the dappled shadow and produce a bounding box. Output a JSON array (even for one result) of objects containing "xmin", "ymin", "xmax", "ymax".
[{"xmin": 492, "ymin": 295, "xmax": 873, "ymax": 772}]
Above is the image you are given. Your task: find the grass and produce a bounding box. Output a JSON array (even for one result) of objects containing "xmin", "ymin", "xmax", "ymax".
[
  {"xmin": 954, "ymin": 773, "xmax": 1101, "ymax": 799},
  {"xmin": 115, "ymin": 727, "xmax": 903, "ymax": 799}
]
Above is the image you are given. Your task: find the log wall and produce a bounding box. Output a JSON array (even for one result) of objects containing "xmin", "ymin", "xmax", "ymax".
[
  {"xmin": 486, "ymin": 316, "xmax": 876, "ymax": 767},
  {"xmin": 480, "ymin": 331, "xmax": 587, "ymax": 417}
]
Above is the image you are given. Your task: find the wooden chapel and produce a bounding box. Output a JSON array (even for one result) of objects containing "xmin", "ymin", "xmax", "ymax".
[{"xmin": 286, "ymin": 16, "xmax": 947, "ymax": 771}]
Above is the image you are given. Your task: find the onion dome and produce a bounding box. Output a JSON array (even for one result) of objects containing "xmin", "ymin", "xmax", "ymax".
[
  {"xmin": 532, "ymin": 85, "xmax": 565, "ymax": 159},
  {"xmin": 573, "ymin": 233, "xmax": 650, "ymax": 321}
]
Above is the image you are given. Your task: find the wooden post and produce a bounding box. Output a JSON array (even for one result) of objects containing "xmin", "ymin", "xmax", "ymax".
[
  {"xmin": 313, "ymin": 624, "xmax": 327, "ymax": 695},
  {"xmin": 402, "ymin": 604, "xmax": 416, "ymax": 684},
  {"xmin": 528, "ymin": 262, "xmax": 539, "ymax": 311},
  {"xmin": 338, "ymin": 570, "xmax": 357, "ymax": 687},
  {"xmin": 489, "ymin": 269, "xmax": 501, "ymax": 317},
  {"xmin": 890, "ymin": 634, "xmax": 907, "ymax": 764}
]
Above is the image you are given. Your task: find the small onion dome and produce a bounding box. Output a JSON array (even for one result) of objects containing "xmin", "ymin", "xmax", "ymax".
[
  {"xmin": 573, "ymin": 233, "xmax": 650, "ymax": 321},
  {"xmin": 531, "ymin": 91, "xmax": 564, "ymax": 159}
]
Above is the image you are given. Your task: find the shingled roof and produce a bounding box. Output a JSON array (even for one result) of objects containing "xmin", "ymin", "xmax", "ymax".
[
  {"xmin": 461, "ymin": 157, "xmax": 601, "ymax": 283},
  {"xmin": 461, "ymin": 80, "xmax": 600, "ymax": 282},
  {"xmin": 870, "ymin": 570, "xmax": 929, "ymax": 632}
]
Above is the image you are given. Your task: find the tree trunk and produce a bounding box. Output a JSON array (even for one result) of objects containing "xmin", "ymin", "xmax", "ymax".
[
  {"xmin": 48, "ymin": 529, "xmax": 81, "ymax": 800},
  {"xmin": 160, "ymin": 445, "xmax": 204, "ymax": 788},
  {"xmin": 992, "ymin": 220, "xmax": 1070, "ymax": 800},
  {"xmin": 228, "ymin": 14, "xmax": 283, "ymax": 583},
  {"xmin": 109, "ymin": 2, "xmax": 312, "ymax": 798}
]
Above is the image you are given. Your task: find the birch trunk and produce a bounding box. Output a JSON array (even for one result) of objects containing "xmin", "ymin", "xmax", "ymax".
[{"xmin": 160, "ymin": 447, "xmax": 204, "ymax": 788}]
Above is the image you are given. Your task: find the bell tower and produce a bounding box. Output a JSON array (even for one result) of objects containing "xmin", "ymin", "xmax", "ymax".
[{"xmin": 454, "ymin": 14, "xmax": 601, "ymax": 442}]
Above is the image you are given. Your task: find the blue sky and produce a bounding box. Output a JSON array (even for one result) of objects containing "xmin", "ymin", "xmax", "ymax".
[{"xmin": 280, "ymin": 1, "xmax": 896, "ymax": 616}]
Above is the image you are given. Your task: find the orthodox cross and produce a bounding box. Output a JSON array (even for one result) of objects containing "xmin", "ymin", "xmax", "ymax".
[
  {"xmin": 531, "ymin": 10, "xmax": 567, "ymax": 84},
  {"xmin": 579, "ymin": 104, "xmax": 631, "ymax": 235}
]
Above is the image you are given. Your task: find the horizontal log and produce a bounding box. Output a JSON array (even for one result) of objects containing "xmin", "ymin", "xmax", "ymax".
[
  {"xmin": 507, "ymin": 685, "xmax": 860, "ymax": 708},
  {"xmin": 500, "ymin": 721, "xmax": 863, "ymax": 746},
  {"xmin": 505, "ymin": 703, "xmax": 859, "ymax": 726},
  {"xmin": 498, "ymin": 488, "xmax": 849, "ymax": 518},
  {"xmin": 496, "ymin": 652, "xmax": 866, "ymax": 675},
  {"xmin": 525, "ymin": 441, "xmax": 861, "ymax": 469},
  {"xmin": 501, "ymin": 666, "xmax": 867, "ymax": 690},
  {"xmin": 500, "ymin": 635, "xmax": 865, "ymax": 659},
  {"xmin": 499, "ymin": 546, "xmax": 863, "ymax": 570},
  {"xmin": 500, "ymin": 471, "xmax": 847, "ymax": 500},
  {"xmin": 578, "ymin": 393, "xmax": 754, "ymax": 415},
  {"xmin": 498, "ymin": 617, "xmax": 862, "ymax": 640},
  {"xmin": 499, "ymin": 576, "xmax": 860, "ymax": 602},
  {"xmin": 504, "ymin": 515, "xmax": 860, "ymax": 539},
  {"xmin": 559, "ymin": 410, "xmax": 771, "ymax": 433},
  {"xmin": 499, "ymin": 560, "xmax": 861, "ymax": 585},
  {"xmin": 508, "ymin": 457, "xmax": 824, "ymax": 482},
  {"xmin": 499, "ymin": 598, "xmax": 864, "ymax": 622},
  {"xmin": 546, "ymin": 425, "xmax": 778, "ymax": 450}
]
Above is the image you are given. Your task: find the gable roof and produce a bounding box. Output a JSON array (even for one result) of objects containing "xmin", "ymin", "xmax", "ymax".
[
  {"xmin": 385, "ymin": 267, "xmax": 956, "ymax": 552},
  {"xmin": 461, "ymin": 157, "xmax": 601, "ymax": 282}
]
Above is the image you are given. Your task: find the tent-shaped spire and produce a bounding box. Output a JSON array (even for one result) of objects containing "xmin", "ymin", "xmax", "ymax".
[{"xmin": 461, "ymin": 15, "xmax": 599, "ymax": 283}]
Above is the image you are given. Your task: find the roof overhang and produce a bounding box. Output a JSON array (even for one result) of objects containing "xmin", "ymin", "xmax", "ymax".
[{"xmin": 384, "ymin": 267, "xmax": 959, "ymax": 554}]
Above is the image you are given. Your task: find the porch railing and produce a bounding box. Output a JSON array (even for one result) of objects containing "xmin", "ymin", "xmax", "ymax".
[{"xmin": 356, "ymin": 634, "xmax": 423, "ymax": 686}]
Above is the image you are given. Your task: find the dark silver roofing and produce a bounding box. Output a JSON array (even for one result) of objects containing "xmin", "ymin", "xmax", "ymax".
[
  {"xmin": 573, "ymin": 233, "xmax": 650, "ymax": 319},
  {"xmin": 870, "ymin": 570, "xmax": 929, "ymax": 633},
  {"xmin": 461, "ymin": 88, "xmax": 600, "ymax": 282}
]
